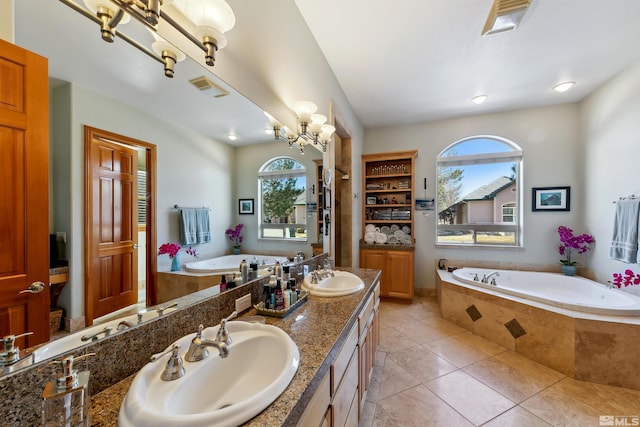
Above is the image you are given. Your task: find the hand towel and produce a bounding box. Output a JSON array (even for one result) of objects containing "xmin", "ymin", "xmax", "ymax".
[
  {"xmin": 179, "ymin": 208, "xmax": 197, "ymax": 245},
  {"xmin": 196, "ymin": 208, "xmax": 211, "ymax": 244},
  {"xmin": 609, "ymin": 198, "xmax": 640, "ymax": 263}
]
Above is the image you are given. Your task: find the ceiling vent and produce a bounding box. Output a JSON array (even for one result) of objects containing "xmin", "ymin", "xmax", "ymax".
[
  {"xmin": 188, "ymin": 76, "xmax": 230, "ymax": 98},
  {"xmin": 482, "ymin": 0, "xmax": 532, "ymax": 35}
]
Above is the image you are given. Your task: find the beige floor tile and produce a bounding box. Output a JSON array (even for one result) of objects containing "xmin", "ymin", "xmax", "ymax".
[
  {"xmin": 404, "ymin": 303, "xmax": 441, "ymax": 321},
  {"xmin": 379, "ymin": 309, "xmax": 411, "ymax": 327},
  {"xmin": 394, "ymin": 318, "xmax": 452, "ymax": 344},
  {"xmin": 372, "ymin": 403, "xmax": 392, "ymax": 427},
  {"xmin": 378, "ymin": 384, "xmax": 474, "ymax": 427},
  {"xmin": 379, "ymin": 300, "xmax": 410, "ymax": 313},
  {"xmin": 374, "ymin": 349, "xmax": 387, "ymax": 367},
  {"xmin": 451, "ymin": 330, "xmax": 507, "ymax": 356},
  {"xmin": 423, "ymin": 316, "xmax": 468, "ymax": 336},
  {"xmin": 423, "ymin": 335, "xmax": 493, "ymax": 368},
  {"xmin": 493, "ymin": 350, "xmax": 565, "ymax": 386},
  {"xmin": 425, "ymin": 370, "xmax": 515, "ymax": 425},
  {"xmin": 521, "ymin": 385, "xmax": 603, "ymax": 426},
  {"xmin": 482, "ymin": 406, "xmax": 552, "ymax": 427},
  {"xmin": 464, "ymin": 357, "xmax": 555, "ymax": 403},
  {"xmin": 378, "ymin": 325, "xmax": 418, "ymax": 353},
  {"xmin": 378, "ymin": 357, "xmax": 422, "ymax": 399},
  {"xmin": 551, "ymin": 377, "xmax": 640, "ymax": 414},
  {"xmin": 387, "ymin": 346, "xmax": 458, "ymax": 383}
]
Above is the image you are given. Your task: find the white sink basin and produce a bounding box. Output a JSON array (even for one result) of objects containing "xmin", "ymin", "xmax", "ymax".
[
  {"xmin": 118, "ymin": 321, "xmax": 299, "ymax": 427},
  {"xmin": 302, "ymin": 270, "xmax": 365, "ymax": 297}
]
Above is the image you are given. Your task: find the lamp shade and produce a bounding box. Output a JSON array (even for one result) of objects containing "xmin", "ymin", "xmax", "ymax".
[
  {"xmin": 168, "ymin": 0, "xmax": 235, "ymax": 48},
  {"xmin": 292, "ymin": 101, "xmax": 317, "ymax": 122},
  {"xmin": 319, "ymin": 124, "xmax": 335, "ymax": 141},
  {"xmin": 308, "ymin": 114, "xmax": 327, "ymax": 135}
]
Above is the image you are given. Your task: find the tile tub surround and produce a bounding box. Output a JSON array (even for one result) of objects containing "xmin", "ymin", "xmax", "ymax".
[
  {"xmin": 436, "ymin": 269, "xmax": 640, "ymax": 391},
  {"xmin": 0, "ymin": 255, "xmax": 335, "ymax": 427}
]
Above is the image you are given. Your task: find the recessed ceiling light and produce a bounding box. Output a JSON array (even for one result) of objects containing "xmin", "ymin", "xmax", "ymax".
[
  {"xmin": 471, "ymin": 94, "xmax": 488, "ymax": 105},
  {"xmin": 552, "ymin": 81, "xmax": 575, "ymax": 93},
  {"xmin": 228, "ymin": 134, "xmax": 237, "ymax": 141}
]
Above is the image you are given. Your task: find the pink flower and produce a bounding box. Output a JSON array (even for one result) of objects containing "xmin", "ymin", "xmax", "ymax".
[
  {"xmin": 557, "ymin": 226, "xmax": 595, "ymax": 266},
  {"xmin": 225, "ymin": 224, "xmax": 244, "ymax": 246},
  {"xmin": 610, "ymin": 270, "xmax": 640, "ymax": 288},
  {"xmin": 158, "ymin": 243, "xmax": 198, "ymax": 259}
]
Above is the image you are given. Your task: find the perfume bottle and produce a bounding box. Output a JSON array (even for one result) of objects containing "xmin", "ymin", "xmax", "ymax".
[{"xmin": 42, "ymin": 353, "xmax": 94, "ymax": 427}]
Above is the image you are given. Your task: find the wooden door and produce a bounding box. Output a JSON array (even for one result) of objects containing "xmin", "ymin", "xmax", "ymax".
[
  {"xmin": 387, "ymin": 251, "xmax": 414, "ymax": 300},
  {"xmin": 85, "ymin": 127, "xmax": 138, "ymax": 322},
  {"xmin": 0, "ymin": 40, "xmax": 50, "ymax": 347}
]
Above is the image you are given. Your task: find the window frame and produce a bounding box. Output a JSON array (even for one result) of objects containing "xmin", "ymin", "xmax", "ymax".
[
  {"xmin": 258, "ymin": 156, "xmax": 308, "ymax": 241},
  {"xmin": 436, "ymin": 136, "xmax": 523, "ymax": 248}
]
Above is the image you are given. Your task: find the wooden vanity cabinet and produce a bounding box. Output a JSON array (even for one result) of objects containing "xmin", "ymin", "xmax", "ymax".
[{"xmin": 360, "ymin": 248, "xmax": 414, "ymax": 300}]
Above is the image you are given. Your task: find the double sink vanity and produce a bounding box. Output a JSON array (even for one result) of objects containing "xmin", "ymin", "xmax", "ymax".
[{"xmin": 1, "ymin": 254, "xmax": 381, "ymax": 427}]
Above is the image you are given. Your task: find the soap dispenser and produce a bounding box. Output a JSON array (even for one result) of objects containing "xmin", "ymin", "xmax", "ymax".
[{"xmin": 42, "ymin": 353, "xmax": 95, "ymax": 427}]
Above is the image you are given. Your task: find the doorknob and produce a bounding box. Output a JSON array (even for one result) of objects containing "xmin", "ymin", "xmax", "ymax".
[
  {"xmin": 18, "ymin": 282, "xmax": 46, "ymax": 295},
  {"xmin": 132, "ymin": 244, "xmax": 139, "ymax": 249}
]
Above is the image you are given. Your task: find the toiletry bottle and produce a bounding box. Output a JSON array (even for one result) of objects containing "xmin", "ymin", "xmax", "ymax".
[
  {"xmin": 274, "ymin": 261, "xmax": 282, "ymax": 280},
  {"xmin": 42, "ymin": 353, "xmax": 95, "ymax": 427},
  {"xmin": 263, "ymin": 283, "xmax": 271, "ymax": 309},
  {"xmin": 283, "ymin": 264, "xmax": 290, "ymax": 283},
  {"xmin": 227, "ymin": 273, "xmax": 236, "ymax": 289},
  {"xmin": 249, "ymin": 262, "xmax": 258, "ymax": 280},
  {"xmin": 219, "ymin": 274, "xmax": 227, "ymax": 292},
  {"xmin": 275, "ymin": 280, "xmax": 284, "ymax": 310},
  {"xmin": 283, "ymin": 281, "xmax": 291, "ymax": 310},
  {"xmin": 289, "ymin": 278, "xmax": 297, "ymax": 303},
  {"xmin": 269, "ymin": 275, "xmax": 277, "ymax": 308},
  {"xmin": 239, "ymin": 259, "xmax": 249, "ymax": 283}
]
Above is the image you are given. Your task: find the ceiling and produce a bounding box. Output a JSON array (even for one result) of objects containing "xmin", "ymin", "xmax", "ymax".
[{"xmin": 295, "ymin": 0, "xmax": 640, "ymax": 128}]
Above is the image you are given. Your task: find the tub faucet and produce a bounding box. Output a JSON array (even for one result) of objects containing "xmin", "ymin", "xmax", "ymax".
[
  {"xmin": 185, "ymin": 324, "xmax": 230, "ymax": 362},
  {"xmin": 481, "ymin": 271, "xmax": 500, "ymax": 284}
]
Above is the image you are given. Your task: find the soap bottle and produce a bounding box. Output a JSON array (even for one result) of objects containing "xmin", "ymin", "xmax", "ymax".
[
  {"xmin": 219, "ymin": 274, "xmax": 227, "ymax": 292},
  {"xmin": 274, "ymin": 279, "xmax": 284, "ymax": 310},
  {"xmin": 239, "ymin": 259, "xmax": 249, "ymax": 283},
  {"xmin": 283, "ymin": 281, "xmax": 291, "ymax": 310},
  {"xmin": 42, "ymin": 353, "xmax": 94, "ymax": 427}
]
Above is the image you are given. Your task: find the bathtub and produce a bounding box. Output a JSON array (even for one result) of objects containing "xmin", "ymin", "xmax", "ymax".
[
  {"xmin": 184, "ymin": 254, "xmax": 288, "ymax": 274},
  {"xmin": 451, "ymin": 267, "xmax": 640, "ymax": 316}
]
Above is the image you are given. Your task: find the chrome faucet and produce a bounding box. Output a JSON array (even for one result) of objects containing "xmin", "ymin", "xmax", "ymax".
[
  {"xmin": 481, "ymin": 271, "xmax": 500, "ymax": 284},
  {"xmin": 150, "ymin": 344, "xmax": 185, "ymax": 381},
  {"xmin": 185, "ymin": 324, "xmax": 230, "ymax": 362},
  {"xmin": 215, "ymin": 311, "xmax": 237, "ymax": 345},
  {"xmin": 157, "ymin": 302, "xmax": 178, "ymax": 316},
  {"xmin": 117, "ymin": 320, "xmax": 134, "ymax": 331},
  {"xmin": 310, "ymin": 270, "xmax": 321, "ymax": 285},
  {"xmin": 80, "ymin": 326, "xmax": 113, "ymax": 342}
]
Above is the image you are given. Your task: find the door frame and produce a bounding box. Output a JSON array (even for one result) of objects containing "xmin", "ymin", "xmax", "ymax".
[{"xmin": 83, "ymin": 126, "xmax": 157, "ymax": 325}]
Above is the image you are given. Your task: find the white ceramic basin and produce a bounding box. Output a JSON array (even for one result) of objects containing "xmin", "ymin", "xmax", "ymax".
[
  {"xmin": 302, "ymin": 270, "xmax": 365, "ymax": 297},
  {"xmin": 118, "ymin": 321, "xmax": 299, "ymax": 427}
]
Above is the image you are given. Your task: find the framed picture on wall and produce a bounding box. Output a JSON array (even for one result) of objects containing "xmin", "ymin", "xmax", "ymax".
[
  {"xmin": 532, "ymin": 186, "xmax": 570, "ymax": 211},
  {"xmin": 239, "ymin": 198, "xmax": 254, "ymax": 215}
]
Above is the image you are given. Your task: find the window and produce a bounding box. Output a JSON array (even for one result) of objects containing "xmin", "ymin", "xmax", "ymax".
[
  {"xmin": 436, "ymin": 136, "xmax": 522, "ymax": 246},
  {"xmin": 258, "ymin": 157, "xmax": 308, "ymax": 240}
]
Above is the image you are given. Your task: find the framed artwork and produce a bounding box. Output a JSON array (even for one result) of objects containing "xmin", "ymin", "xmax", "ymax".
[
  {"xmin": 239, "ymin": 198, "xmax": 254, "ymax": 215},
  {"xmin": 532, "ymin": 186, "xmax": 570, "ymax": 211}
]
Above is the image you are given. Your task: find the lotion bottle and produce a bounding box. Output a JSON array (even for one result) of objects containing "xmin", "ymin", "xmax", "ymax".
[
  {"xmin": 275, "ymin": 279, "xmax": 284, "ymax": 310},
  {"xmin": 239, "ymin": 259, "xmax": 248, "ymax": 283}
]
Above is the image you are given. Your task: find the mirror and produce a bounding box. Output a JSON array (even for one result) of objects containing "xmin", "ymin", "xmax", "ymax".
[{"xmin": 6, "ymin": 0, "xmax": 321, "ymax": 374}]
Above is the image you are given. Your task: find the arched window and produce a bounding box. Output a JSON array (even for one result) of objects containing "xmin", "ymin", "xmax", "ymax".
[
  {"xmin": 258, "ymin": 157, "xmax": 307, "ymax": 240},
  {"xmin": 436, "ymin": 136, "xmax": 522, "ymax": 246}
]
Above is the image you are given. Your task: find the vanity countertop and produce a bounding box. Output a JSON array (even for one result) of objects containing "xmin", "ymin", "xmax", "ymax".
[{"xmin": 89, "ymin": 267, "xmax": 381, "ymax": 426}]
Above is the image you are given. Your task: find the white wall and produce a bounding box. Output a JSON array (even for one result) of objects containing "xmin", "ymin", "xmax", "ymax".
[
  {"xmin": 233, "ymin": 142, "xmax": 321, "ymax": 257},
  {"xmin": 582, "ymin": 58, "xmax": 640, "ymax": 288},
  {"xmin": 52, "ymin": 83, "xmax": 235, "ymax": 319},
  {"xmin": 365, "ymin": 104, "xmax": 583, "ymax": 290}
]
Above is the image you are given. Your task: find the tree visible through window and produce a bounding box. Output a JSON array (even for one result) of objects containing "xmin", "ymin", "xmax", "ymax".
[
  {"xmin": 259, "ymin": 157, "xmax": 307, "ymax": 240},
  {"xmin": 436, "ymin": 136, "xmax": 522, "ymax": 246}
]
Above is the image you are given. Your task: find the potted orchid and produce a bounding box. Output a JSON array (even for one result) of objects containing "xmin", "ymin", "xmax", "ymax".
[
  {"xmin": 611, "ymin": 270, "xmax": 640, "ymax": 288},
  {"xmin": 225, "ymin": 224, "xmax": 244, "ymax": 254},
  {"xmin": 158, "ymin": 243, "xmax": 198, "ymax": 271},
  {"xmin": 557, "ymin": 226, "xmax": 595, "ymax": 275}
]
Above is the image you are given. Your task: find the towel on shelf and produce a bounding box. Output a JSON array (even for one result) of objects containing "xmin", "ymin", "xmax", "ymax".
[
  {"xmin": 610, "ymin": 198, "xmax": 640, "ymax": 263},
  {"xmin": 196, "ymin": 208, "xmax": 211, "ymax": 244},
  {"xmin": 179, "ymin": 208, "xmax": 198, "ymax": 245}
]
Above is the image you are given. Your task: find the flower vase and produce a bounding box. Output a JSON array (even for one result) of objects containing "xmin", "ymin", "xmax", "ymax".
[
  {"xmin": 561, "ymin": 264, "xmax": 576, "ymax": 276},
  {"xmin": 233, "ymin": 246, "xmax": 241, "ymax": 255},
  {"xmin": 171, "ymin": 253, "xmax": 181, "ymax": 271}
]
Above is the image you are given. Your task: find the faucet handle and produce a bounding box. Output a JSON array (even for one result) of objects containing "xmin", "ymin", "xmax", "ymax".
[
  {"xmin": 216, "ymin": 311, "xmax": 237, "ymax": 345},
  {"xmin": 157, "ymin": 302, "xmax": 178, "ymax": 316},
  {"xmin": 150, "ymin": 344, "xmax": 185, "ymax": 381}
]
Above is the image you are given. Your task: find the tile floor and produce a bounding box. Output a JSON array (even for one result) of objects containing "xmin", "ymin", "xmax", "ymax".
[{"xmin": 359, "ymin": 297, "xmax": 640, "ymax": 427}]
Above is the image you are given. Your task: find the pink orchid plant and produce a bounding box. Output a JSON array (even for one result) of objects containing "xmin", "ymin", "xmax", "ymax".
[
  {"xmin": 557, "ymin": 226, "xmax": 595, "ymax": 266},
  {"xmin": 225, "ymin": 224, "xmax": 244, "ymax": 246},
  {"xmin": 158, "ymin": 243, "xmax": 197, "ymax": 259},
  {"xmin": 611, "ymin": 270, "xmax": 640, "ymax": 288}
]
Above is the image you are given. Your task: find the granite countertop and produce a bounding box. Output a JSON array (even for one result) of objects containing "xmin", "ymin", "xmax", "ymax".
[{"xmin": 89, "ymin": 267, "xmax": 381, "ymax": 426}]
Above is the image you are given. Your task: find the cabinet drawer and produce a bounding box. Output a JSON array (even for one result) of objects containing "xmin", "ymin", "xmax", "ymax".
[
  {"xmin": 298, "ymin": 369, "xmax": 330, "ymax": 427},
  {"xmin": 332, "ymin": 323, "xmax": 358, "ymax": 395},
  {"xmin": 333, "ymin": 348, "xmax": 359, "ymax": 427},
  {"xmin": 358, "ymin": 294, "xmax": 374, "ymax": 337}
]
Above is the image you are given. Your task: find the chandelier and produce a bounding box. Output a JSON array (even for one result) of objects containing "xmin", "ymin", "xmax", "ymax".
[
  {"xmin": 266, "ymin": 101, "xmax": 335, "ymax": 154},
  {"xmin": 60, "ymin": 0, "xmax": 235, "ymax": 78}
]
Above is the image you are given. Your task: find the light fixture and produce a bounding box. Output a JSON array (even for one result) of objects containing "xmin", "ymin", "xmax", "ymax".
[
  {"xmin": 265, "ymin": 104, "xmax": 335, "ymax": 154},
  {"xmin": 552, "ymin": 81, "xmax": 575, "ymax": 93},
  {"xmin": 227, "ymin": 134, "xmax": 237, "ymax": 141},
  {"xmin": 60, "ymin": 0, "xmax": 235, "ymax": 77},
  {"xmin": 471, "ymin": 94, "xmax": 488, "ymax": 105},
  {"xmin": 482, "ymin": 0, "xmax": 532, "ymax": 35}
]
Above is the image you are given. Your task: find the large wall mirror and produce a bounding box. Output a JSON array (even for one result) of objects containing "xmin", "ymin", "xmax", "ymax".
[{"xmin": 5, "ymin": 0, "xmax": 321, "ymax": 375}]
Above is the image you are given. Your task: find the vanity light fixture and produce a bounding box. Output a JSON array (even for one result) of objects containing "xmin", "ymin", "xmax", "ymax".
[
  {"xmin": 471, "ymin": 94, "xmax": 488, "ymax": 105},
  {"xmin": 552, "ymin": 81, "xmax": 575, "ymax": 93},
  {"xmin": 482, "ymin": 0, "xmax": 532, "ymax": 35},
  {"xmin": 265, "ymin": 103, "xmax": 335, "ymax": 154},
  {"xmin": 227, "ymin": 134, "xmax": 237, "ymax": 141},
  {"xmin": 60, "ymin": 0, "xmax": 235, "ymax": 77}
]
